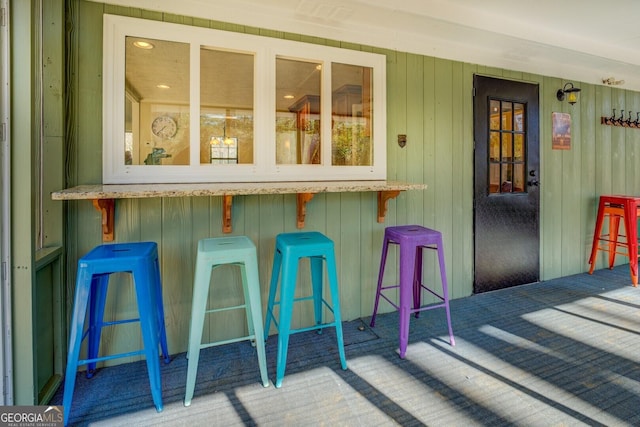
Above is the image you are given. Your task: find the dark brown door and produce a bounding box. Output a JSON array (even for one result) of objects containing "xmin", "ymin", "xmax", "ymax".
[{"xmin": 473, "ymin": 75, "xmax": 540, "ymax": 293}]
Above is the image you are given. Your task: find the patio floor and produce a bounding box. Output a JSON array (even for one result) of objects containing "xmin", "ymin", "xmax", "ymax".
[{"xmin": 51, "ymin": 265, "xmax": 640, "ymax": 426}]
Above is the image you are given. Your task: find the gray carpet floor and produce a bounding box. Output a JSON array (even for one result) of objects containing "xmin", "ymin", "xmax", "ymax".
[{"xmin": 51, "ymin": 265, "xmax": 640, "ymax": 426}]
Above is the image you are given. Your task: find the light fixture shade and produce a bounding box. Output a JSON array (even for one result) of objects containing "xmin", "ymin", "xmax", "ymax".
[{"xmin": 557, "ymin": 82, "xmax": 581, "ymax": 105}]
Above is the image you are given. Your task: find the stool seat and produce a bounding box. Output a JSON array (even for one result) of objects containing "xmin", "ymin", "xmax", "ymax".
[
  {"xmin": 63, "ymin": 242, "xmax": 170, "ymax": 425},
  {"xmin": 370, "ymin": 225, "xmax": 455, "ymax": 358},
  {"xmin": 184, "ymin": 236, "xmax": 269, "ymax": 406},
  {"xmin": 264, "ymin": 231, "xmax": 347, "ymax": 387}
]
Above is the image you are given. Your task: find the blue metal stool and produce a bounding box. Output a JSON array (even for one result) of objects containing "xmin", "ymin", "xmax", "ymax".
[
  {"xmin": 62, "ymin": 242, "xmax": 170, "ymax": 425},
  {"xmin": 370, "ymin": 225, "xmax": 455, "ymax": 358},
  {"xmin": 264, "ymin": 231, "xmax": 347, "ymax": 387},
  {"xmin": 184, "ymin": 236, "xmax": 269, "ymax": 406}
]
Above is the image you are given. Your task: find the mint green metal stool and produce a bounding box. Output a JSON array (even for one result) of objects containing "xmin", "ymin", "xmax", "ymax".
[
  {"xmin": 264, "ymin": 231, "xmax": 348, "ymax": 388},
  {"xmin": 184, "ymin": 236, "xmax": 269, "ymax": 406}
]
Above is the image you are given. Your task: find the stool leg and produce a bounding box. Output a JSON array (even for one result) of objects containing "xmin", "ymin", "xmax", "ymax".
[
  {"xmin": 413, "ymin": 246, "xmax": 423, "ymax": 319},
  {"xmin": 398, "ymin": 241, "xmax": 414, "ymax": 359},
  {"xmin": 264, "ymin": 249, "xmax": 282, "ymax": 340},
  {"xmin": 63, "ymin": 266, "xmax": 93, "ymax": 425},
  {"xmin": 608, "ymin": 214, "xmax": 621, "ymax": 268},
  {"xmin": 325, "ymin": 250, "xmax": 347, "ymax": 371},
  {"xmin": 86, "ymin": 273, "xmax": 109, "ymax": 377},
  {"xmin": 436, "ymin": 237, "xmax": 455, "ymax": 346},
  {"xmin": 310, "ymin": 255, "xmax": 324, "ymax": 332},
  {"xmin": 622, "ymin": 200, "xmax": 639, "ymax": 286},
  {"xmin": 274, "ymin": 253, "xmax": 297, "ymax": 388},
  {"xmin": 370, "ymin": 236, "xmax": 390, "ymax": 327},
  {"xmin": 589, "ymin": 200, "xmax": 606, "ymax": 273},
  {"xmin": 133, "ymin": 264, "xmax": 163, "ymax": 413},
  {"xmin": 151, "ymin": 254, "xmax": 170, "ymax": 363},
  {"xmin": 242, "ymin": 255, "xmax": 270, "ymax": 388},
  {"xmin": 184, "ymin": 257, "xmax": 213, "ymax": 406}
]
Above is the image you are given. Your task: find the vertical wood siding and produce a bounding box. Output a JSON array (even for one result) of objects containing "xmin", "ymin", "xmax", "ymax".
[{"xmin": 63, "ymin": 1, "xmax": 640, "ymax": 363}]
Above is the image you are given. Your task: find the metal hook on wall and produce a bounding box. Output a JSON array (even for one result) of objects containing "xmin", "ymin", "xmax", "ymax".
[{"xmin": 601, "ymin": 109, "xmax": 640, "ymax": 129}]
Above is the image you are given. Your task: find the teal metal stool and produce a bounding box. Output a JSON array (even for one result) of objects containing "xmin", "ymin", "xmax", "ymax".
[
  {"xmin": 184, "ymin": 236, "xmax": 269, "ymax": 406},
  {"xmin": 264, "ymin": 231, "xmax": 347, "ymax": 388},
  {"xmin": 63, "ymin": 242, "xmax": 170, "ymax": 426}
]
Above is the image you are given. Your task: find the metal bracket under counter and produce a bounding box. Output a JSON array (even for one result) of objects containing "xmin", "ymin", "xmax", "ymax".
[{"xmin": 51, "ymin": 181, "xmax": 426, "ymax": 242}]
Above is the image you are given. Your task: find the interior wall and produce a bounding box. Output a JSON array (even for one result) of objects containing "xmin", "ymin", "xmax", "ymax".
[{"xmin": 61, "ymin": 1, "xmax": 640, "ymax": 362}]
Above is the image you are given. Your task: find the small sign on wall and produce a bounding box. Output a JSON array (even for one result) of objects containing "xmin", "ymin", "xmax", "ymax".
[{"xmin": 552, "ymin": 112, "xmax": 571, "ymax": 150}]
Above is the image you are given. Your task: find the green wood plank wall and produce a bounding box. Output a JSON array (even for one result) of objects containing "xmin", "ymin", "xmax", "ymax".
[{"xmin": 63, "ymin": 1, "xmax": 640, "ymax": 364}]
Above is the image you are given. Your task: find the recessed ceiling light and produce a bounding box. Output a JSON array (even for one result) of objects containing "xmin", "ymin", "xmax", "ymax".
[
  {"xmin": 133, "ymin": 40, "xmax": 154, "ymax": 49},
  {"xmin": 156, "ymin": 84, "xmax": 171, "ymax": 89}
]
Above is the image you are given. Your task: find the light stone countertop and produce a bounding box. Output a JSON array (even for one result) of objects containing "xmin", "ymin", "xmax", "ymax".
[{"xmin": 51, "ymin": 180, "xmax": 426, "ymax": 200}]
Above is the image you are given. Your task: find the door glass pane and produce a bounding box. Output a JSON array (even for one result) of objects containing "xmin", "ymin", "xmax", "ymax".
[
  {"xmin": 501, "ymin": 163, "xmax": 513, "ymax": 192},
  {"xmin": 276, "ymin": 58, "xmax": 322, "ymax": 164},
  {"xmin": 489, "ymin": 132, "xmax": 500, "ymax": 161},
  {"xmin": 489, "ymin": 100, "xmax": 500, "ymax": 130},
  {"xmin": 125, "ymin": 37, "xmax": 190, "ymax": 165},
  {"xmin": 513, "ymin": 163, "xmax": 525, "ymax": 192},
  {"xmin": 200, "ymin": 47, "xmax": 254, "ymax": 164},
  {"xmin": 489, "ymin": 163, "xmax": 500, "ymax": 194},
  {"xmin": 514, "ymin": 134, "xmax": 525, "ymax": 161},
  {"xmin": 331, "ymin": 63, "xmax": 373, "ymax": 166},
  {"xmin": 501, "ymin": 133, "xmax": 512, "ymax": 161},
  {"xmin": 501, "ymin": 101, "xmax": 512, "ymax": 130},
  {"xmin": 514, "ymin": 103, "xmax": 524, "ymax": 131}
]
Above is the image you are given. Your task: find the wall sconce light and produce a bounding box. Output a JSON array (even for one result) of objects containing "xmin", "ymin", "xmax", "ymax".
[{"xmin": 556, "ymin": 82, "xmax": 581, "ymax": 105}]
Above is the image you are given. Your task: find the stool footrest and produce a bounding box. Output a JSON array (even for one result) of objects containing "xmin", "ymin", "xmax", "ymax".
[
  {"xmin": 285, "ymin": 321, "xmax": 339, "ymax": 336},
  {"xmin": 419, "ymin": 284, "xmax": 445, "ymax": 301},
  {"xmin": 205, "ymin": 303, "xmax": 247, "ymax": 315},
  {"xmin": 377, "ymin": 292, "xmax": 400, "ymax": 311},
  {"xmin": 409, "ymin": 302, "xmax": 446, "ymax": 315},
  {"xmin": 78, "ymin": 349, "xmax": 146, "ymax": 366},
  {"xmin": 267, "ymin": 297, "xmax": 335, "ymax": 332},
  {"xmin": 80, "ymin": 317, "xmax": 141, "ymax": 342},
  {"xmin": 199, "ymin": 334, "xmax": 257, "ymax": 350}
]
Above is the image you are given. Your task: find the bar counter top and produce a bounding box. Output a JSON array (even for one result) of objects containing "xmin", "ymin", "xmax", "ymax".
[{"xmin": 51, "ymin": 180, "xmax": 426, "ymax": 200}]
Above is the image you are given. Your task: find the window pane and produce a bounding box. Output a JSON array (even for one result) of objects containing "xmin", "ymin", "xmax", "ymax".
[
  {"xmin": 125, "ymin": 37, "xmax": 190, "ymax": 165},
  {"xmin": 331, "ymin": 63, "xmax": 373, "ymax": 166},
  {"xmin": 200, "ymin": 47, "xmax": 254, "ymax": 164},
  {"xmin": 276, "ymin": 58, "xmax": 322, "ymax": 164}
]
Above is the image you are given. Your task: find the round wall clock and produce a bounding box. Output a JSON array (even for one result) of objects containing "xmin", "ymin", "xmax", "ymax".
[{"xmin": 151, "ymin": 115, "xmax": 178, "ymax": 139}]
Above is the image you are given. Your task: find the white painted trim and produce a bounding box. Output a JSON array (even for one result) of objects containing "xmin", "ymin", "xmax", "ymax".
[{"xmin": 103, "ymin": 14, "xmax": 387, "ymax": 183}]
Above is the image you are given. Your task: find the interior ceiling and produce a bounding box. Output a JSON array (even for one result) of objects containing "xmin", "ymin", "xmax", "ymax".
[{"xmin": 101, "ymin": 0, "xmax": 640, "ymax": 91}]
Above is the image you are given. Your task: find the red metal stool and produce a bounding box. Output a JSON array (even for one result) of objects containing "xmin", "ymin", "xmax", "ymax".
[
  {"xmin": 588, "ymin": 195, "xmax": 640, "ymax": 286},
  {"xmin": 370, "ymin": 225, "xmax": 455, "ymax": 358}
]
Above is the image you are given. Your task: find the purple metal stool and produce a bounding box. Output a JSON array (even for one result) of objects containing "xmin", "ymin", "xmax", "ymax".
[{"xmin": 370, "ymin": 225, "xmax": 455, "ymax": 358}]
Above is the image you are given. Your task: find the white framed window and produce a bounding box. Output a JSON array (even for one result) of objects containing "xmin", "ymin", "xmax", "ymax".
[{"xmin": 103, "ymin": 14, "xmax": 387, "ymax": 183}]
